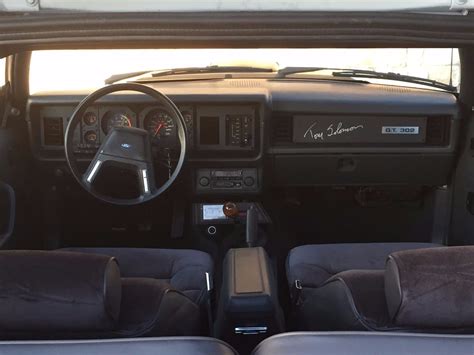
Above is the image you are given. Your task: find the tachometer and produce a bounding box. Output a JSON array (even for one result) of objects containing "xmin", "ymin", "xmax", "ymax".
[
  {"xmin": 101, "ymin": 111, "xmax": 132, "ymax": 134},
  {"xmin": 144, "ymin": 109, "xmax": 176, "ymax": 139}
]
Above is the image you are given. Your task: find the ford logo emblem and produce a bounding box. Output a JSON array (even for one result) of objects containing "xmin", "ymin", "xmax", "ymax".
[{"xmin": 121, "ymin": 143, "xmax": 132, "ymax": 149}]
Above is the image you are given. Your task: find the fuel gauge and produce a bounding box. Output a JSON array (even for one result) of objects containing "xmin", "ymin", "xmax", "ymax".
[{"xmin": 84, "ymin": 130, "xmax": 98, "ymax": 144}]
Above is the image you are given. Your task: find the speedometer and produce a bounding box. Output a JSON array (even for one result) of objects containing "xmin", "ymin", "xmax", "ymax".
[
  {"xmin": 144, "ymin": 109, "xmax": 176, "ymax": 139},
  {"xmin": 101, "ymin": 111, "xmax": 132, "ymax": 134}
]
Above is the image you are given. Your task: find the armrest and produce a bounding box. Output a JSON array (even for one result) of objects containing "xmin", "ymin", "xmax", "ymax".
[
  {"xmin": 225, "ymin": 247, "xmax": 276, "ymax": 314},
  {"xmin": 215, "ymin": 247, "xmax": 284, "ymax": 348}
]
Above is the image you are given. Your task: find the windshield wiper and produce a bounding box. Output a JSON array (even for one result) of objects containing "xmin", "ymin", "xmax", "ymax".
[
  {"xmin": 276, "ymin": 67, "xmax": 327, "ymax": 78},
  {"xmin": 105, "ymin": 65, "xmax": 275, "ymax": 84},
  {"xmin": 105, "ymin": 70, "xmax": 154, "ymax": 85},
  {"xmin": 332, "ymin": 69, "xmax": 456, "ymax": 92},
  {"xmin": 276, "ymin": 67, "xmax": 456, "ymax": 92},
  {"xmin": 150, "ymin": 65, "xmax": 275, "ymax": 78}
]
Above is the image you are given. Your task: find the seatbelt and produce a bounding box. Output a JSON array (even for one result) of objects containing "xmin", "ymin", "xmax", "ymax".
[
  {"xmin": 431, "ymin": 185, "xmax": 453, "ymax": 245},
  {"xmin": 0, "ymin": 82, "xmax": 12, "ymax": 129},
  {"xmin": 290, "ymin": 279, "xmax": 304, "ymax": 308},
  {"xmin": 205, "ymin": 272, "xmax": 214, "ymax": 336}
]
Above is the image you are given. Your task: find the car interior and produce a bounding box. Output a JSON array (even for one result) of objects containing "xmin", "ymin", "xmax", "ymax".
[{"xmin": 2, "ymin": 6, "xmax": 474, "ymax": 355}]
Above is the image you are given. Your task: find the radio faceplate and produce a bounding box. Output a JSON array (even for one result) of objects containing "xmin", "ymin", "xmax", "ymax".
[{"xmin": 196, "ymin": 168, "xmax": 259, "ymax": 193}]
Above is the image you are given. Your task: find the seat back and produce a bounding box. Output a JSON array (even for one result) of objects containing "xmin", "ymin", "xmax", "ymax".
[
  {"xmin": 252, "ymin": 332, "xmax": 474, "ymax": 355},
  {"xmin": 0, "ymin": 337, "xmax": 237, "ymax": 355}
]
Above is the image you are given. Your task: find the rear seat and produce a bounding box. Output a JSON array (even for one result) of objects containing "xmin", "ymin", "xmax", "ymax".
[
  {"xmin": 252, "ymin": 332, "xmax": 474, "ymax": 355},
  {"xmin": 0, "ymin": 337, "xmax": 237, "ymax": 355},
  {"xmin": 3, "ymin": 333, "xmax": 473, "ymax": 355}
]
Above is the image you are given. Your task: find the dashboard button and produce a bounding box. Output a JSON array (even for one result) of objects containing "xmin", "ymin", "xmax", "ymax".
[
  {"xmin": 199, "ymin": 177, "xmax": 210, "ymax": 187},
  {"xmin": 244, "ymin": 176, "xmax": 255, "ymax": 187}
]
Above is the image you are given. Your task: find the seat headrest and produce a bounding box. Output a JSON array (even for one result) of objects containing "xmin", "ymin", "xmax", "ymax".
[
  {"xmin": 385, "ymin": 246, "xmax": 474, "ymax": 329},
  {"xmin": 0, "ymin": 251, "xmax": 121, "ymax": 333}
]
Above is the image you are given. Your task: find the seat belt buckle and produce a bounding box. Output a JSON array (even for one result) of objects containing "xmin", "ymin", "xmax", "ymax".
[
  {"xmin": 205, "ymin": 272, "xmax": 214, "ymax": 335},
  {"xmin": 291, "ymin": 279, "xmax": 303, "ymax": 307}
]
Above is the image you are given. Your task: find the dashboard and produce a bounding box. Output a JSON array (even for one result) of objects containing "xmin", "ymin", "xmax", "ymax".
[
  {"xmin": 27, "ymin": 79, "xmax": 460, "ymax": 195},
  {"xmin": 36, "ymin": 103, "xmax": 257, "ymax": 156}
]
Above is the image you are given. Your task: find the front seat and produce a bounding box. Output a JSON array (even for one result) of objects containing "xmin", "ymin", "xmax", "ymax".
[
  {"xmin": 62, "ymin": 247, "xmax": 213, "ymax": 307},
  {"xmin": 286, "ymin": 242, "xmax": 440, "ymax": 330},
  {"xmin": 288, "ymin": 245, "xmax": 474, "ymax": 333},
  {"xmin": 0, "ymin": 250, "xmax": 204, "ymax": 339}
]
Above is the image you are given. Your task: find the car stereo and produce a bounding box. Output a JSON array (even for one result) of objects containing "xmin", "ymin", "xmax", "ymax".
[{"xmin": 195, "ymin": 168, "xmax": 259, "ymax": 193}]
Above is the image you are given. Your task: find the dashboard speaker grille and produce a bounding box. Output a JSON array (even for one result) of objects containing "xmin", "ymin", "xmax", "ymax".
[
  {"xmin": 43, "ymin": 117, "xmax": 64, "ymax": 146},
  {"xmin": 272, "ymin": 115, "xmax": 293, "ymax": 144}
]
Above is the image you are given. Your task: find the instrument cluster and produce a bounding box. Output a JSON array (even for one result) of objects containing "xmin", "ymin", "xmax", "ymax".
[{"xmin": 74, "ymin": 105, "xmax": 193, "ymax": 154}]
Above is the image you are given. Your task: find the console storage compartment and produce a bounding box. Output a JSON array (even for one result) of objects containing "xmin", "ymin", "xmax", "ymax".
[{"xmin": 214, "ymin": 247, "xmax": 284, "ymax": 353}]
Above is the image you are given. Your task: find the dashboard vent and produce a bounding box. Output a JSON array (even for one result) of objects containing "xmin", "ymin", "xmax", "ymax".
[
  {"xmin": 373, "ymin": 84, "xmax": 421, "ymax": 94},
  {"xmin": 426, "ymin": 116, "xmax": 448, "ymax": 145},
  {"xmin": 227, "ymin": 80, "xmax": 262, "ymax": 88},
  {"xmin": 43, "ymin": 117, "xmax": 64, "ymax": 146},
  {"xmin": 272, "ymin": 115, "xmax": 293, "ymax": 144}
]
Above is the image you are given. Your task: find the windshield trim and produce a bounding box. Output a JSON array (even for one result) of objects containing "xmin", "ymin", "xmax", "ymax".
[{"xmin": 2, "ymin": 0, "xmax": 472, "ymax": 13}]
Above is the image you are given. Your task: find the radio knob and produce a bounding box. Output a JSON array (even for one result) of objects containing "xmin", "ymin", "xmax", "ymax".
[
  {"xmin": 199, "ymin": 177, "xmax": 210, "ymax": 187},
  {"xmin": 244, "ymin": 176, "xmax": 255, "ymax": 187}
]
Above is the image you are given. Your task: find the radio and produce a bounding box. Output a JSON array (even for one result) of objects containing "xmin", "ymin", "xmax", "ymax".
[{"xmin": 196, "ymin": 168, "xmax": 259, "ymax": 192}]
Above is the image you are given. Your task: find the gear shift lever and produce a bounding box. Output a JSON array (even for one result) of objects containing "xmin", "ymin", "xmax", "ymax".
[
  {"xmin": 246, "ymin": 205, "xmax": 258, "ymax": 248},
  {"xmin": 223, "ymin": 202, "xmax": 258, "ymax": 248}
]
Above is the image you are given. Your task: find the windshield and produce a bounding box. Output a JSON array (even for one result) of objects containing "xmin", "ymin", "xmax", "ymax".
[{"xmin": 29, "ymin": 48, "xmax": 460, "ymax": 94}]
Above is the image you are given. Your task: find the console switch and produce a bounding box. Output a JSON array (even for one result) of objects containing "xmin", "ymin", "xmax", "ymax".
[{"xmin": 226, "ymin": 115, "xmax": 253, "ymax": 147}]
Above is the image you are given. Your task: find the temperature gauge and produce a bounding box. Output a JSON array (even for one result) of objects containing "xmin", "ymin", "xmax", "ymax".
[{"xmin": 83, "ymin": 112, "xmax": 98, "ymax": 126}]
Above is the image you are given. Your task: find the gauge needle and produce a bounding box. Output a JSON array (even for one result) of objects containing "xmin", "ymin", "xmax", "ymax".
[{"xmin": 153, "ymin": 123, "xmax": 164, "ymax": 138}]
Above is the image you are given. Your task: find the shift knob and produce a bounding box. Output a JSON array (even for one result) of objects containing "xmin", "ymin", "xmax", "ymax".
[{"xmin": 223, "ymin": 202, "xmax": 239, "ymax": 218}]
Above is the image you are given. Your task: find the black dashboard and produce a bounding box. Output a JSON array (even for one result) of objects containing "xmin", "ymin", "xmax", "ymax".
[
  {"xmin": 33, "ymin": 101, "xmax": 259, "ymax": 158},
  {"xmin": 27, "ymin": 79, "xmax": 460, "ymax": 195}
]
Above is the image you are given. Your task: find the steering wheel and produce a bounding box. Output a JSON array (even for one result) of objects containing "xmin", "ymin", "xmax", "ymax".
[{"xmin": 65, "ymin": 83, "xmax": 186, "ymax": 206}]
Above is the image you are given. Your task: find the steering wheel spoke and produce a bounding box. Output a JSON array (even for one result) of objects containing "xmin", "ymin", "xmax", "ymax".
[
  {"xmin": 138, "ymin": 166, "xmax": 155, "ymax": 196},
  {"xmin": 82, "ymin": 157, "xmax": 104, "ymax": 187},
  {"xmin": 65, "ymin": 83, "xmax": 186, "ymax": 205}
]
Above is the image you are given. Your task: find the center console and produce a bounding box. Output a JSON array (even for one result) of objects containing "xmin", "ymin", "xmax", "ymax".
[
  {"xmin": 193, "ymin": 202, "xmax": 271, "ymax": 239},
  {"xmin": 214, "ymin": 247, "xmax": 285, "ymax": 353},
  {"xmin": 194, "ymin": 202, "xmax": 282, "ymax": 353}
]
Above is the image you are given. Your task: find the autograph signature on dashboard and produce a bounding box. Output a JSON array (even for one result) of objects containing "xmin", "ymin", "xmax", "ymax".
[{"xmin": 303, "ymin": 121, "xmax": 364, "ymax": 141}]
